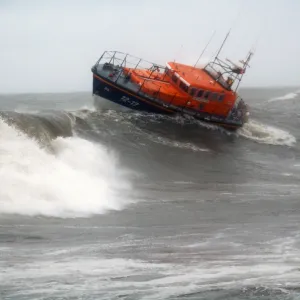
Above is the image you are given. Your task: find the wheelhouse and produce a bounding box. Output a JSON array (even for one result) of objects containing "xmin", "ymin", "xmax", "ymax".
[{"xmin": 164, "ymin": 62, "xmax": 230, "ymax": 105}]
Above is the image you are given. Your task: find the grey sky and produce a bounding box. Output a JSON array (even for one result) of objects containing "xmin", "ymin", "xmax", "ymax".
[{"xmin": 0, "ymin": 0, "xmax": 299, "ymax": 93}]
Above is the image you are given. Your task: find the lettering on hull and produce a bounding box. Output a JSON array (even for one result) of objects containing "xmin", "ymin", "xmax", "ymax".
[{"xmin": 120, "ymin": 96, "xmax": 139, "ymax": 107}]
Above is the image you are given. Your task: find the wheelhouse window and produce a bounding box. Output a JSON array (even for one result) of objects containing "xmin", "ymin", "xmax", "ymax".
[
  {"xmin": 210, "ymin": 93, "xmax": 218, "ymax": 101},
  {"xmin": 197, "ymin": 90, "xmax": 204, "ymax": 98},
  {"xmin": 204, "ymin": 91, "xmax": 210, "ymax": 99},
  {"xmin": 218, "ymin": 94, "xmax": 225, "ymax": 102},
  {"xmin": 179, "ymin": 80, "xmax": 188, "ymax": 93},
  {"xmin": 189, "ymin": 87, "xmax": 197, "ymax": 96}
]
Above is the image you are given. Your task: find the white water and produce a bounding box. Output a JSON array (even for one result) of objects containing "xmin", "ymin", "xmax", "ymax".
[
  {"xmin": 0, "ymin": 119, "xmax": 133, "ymax": 218},
  {"xmin": 268, "ymin": 90, "xmax": 300, "ymax": 102},
  {"xmin": 1, "ymin": 234, "xmax": 299, "ymax": 299},
  {"xmin": 147, "ymin": 134, "xmax": 210, "ymax": 152},
  {"xmin": 239, "ymin": 119, "xmax": 296, "ymax": 146}
]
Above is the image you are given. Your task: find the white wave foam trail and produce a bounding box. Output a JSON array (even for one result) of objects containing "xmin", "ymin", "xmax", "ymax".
[
  {"xmin": 239, "ymin": 120, "xmax": 296, "ymax": 146},
  {"xmin": 268, "ymin": 90, "xmax": 299, "ymax": 102},
  {"xmin": 0, "ymin": 119, "xmax": 132, "ymax": 218},
  {"xmin": 148, "ymin": 134, "xmax": 209, "ymax": 152}
]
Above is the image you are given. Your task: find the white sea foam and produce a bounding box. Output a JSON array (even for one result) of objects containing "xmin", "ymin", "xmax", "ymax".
[
  {"xmin": 282, "ymin": 173, "xmax": 292, "ymax": 177},
  {"xmin": 239, "ymin": 119, "xmax": 296, "ymax": 146},
  {"xmin": 0, "ymin": 119, "xmax": 133, "ymax": 218},
  {"xmin": 147, "ymin": 134, "xmax": 210, "ymax": 152},
  {"xmin": 268, "ymin": 90, "xmax": 300, "ymax": 102},
  {"xmin": 1, "ymin": 239, "xmax": 299, "ymax": 299},
  {"xmin": 68, "ymin": 104, "xmax": 96, "ymax": 118}
]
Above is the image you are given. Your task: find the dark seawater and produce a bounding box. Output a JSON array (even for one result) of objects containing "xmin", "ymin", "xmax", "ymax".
[{"xmin": 0, "ymin": 87, "xmax": 299, "ymax": 300}]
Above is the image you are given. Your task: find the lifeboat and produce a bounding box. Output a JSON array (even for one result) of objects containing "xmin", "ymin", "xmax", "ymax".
[{"xmin": 91, "ymin": 40, "xmax": 253, "ymax": 130}]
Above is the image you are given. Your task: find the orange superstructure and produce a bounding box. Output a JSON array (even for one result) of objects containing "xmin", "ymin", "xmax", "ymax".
[{"xmin": 123, "ymin": 60, "xmax": 239, "ymax": 118}]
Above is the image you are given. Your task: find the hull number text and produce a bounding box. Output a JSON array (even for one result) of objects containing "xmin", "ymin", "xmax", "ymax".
[{"xmin": 120, "ymin": 96, "xmax": 139, "ymax": 107}]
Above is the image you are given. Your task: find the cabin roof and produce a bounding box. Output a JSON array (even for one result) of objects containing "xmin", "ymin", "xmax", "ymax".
[{"xmin": 167, "ymin": 62, "xmax": 230, "ymax": 93}]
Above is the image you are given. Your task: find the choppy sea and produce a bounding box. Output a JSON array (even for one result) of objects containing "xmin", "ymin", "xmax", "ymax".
[{"xmin": 0, "ymin": 87, "xmax": 299, "ymax": 299}]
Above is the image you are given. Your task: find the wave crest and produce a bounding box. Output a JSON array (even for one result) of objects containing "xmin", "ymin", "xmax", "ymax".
[
  {"xmin": 268, "ymin": 90, "xmax": 300, "ymax": 102},
  {"xmin": 0, "ymin": 119, "xmax": 133, "ymax": 218},
  {"xmin": 239, "ymin": 120, "xmax": 296, "ymax": 146}
]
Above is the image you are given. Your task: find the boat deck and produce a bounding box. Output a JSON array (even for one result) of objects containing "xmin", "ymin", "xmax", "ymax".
[
  {"xmin": 95, "ymin": 64, "xmax": 178, "ymax": 109},
  {"xmin": 96, "ymin": 64, "xmax": 141, "ymax": 94}
]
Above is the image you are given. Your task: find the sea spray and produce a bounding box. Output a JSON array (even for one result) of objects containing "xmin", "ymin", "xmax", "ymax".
[{"xmin": 0, "ymin": 119, "xmax": 133, "ymax": 217}]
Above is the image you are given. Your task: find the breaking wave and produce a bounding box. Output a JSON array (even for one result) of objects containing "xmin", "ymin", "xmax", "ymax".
[
  {"xmin": 268, "ymin": 90, "xmax": 300, "ymax": 102},
  {"xmin": 0, "ymin": 119, "xmax": 133, "ymax": 218},
  {"xmin": 0, "ymin": 111, "xmax": 76, "ymax": 148},
  {"xmin": 239, "ymin": 119, "xmax": 296, "ymax": 146}
]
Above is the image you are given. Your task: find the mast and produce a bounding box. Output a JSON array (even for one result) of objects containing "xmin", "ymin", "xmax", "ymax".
[
  {"xmin": 213, "ymin": 29, "xmax": 231, "ymax": 63},
  {"xmin": 194, "ymin": 31, "xmax": 216, "ymax": 67},
  {"xmin": 234, "ymin": 50, "xmax": 254, "ymax": 91}
]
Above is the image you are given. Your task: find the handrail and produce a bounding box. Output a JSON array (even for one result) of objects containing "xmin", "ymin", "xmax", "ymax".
[{"xmin": 94, "ymin": 50, "xmax": 165, "ymax": 70}]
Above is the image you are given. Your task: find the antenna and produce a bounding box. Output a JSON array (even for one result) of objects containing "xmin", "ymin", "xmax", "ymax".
[
  {"xmin": 234, "ymin": 50, "xmax": 254, "ymax": 92},
  {"xmin": 194, "ymin": 30, "xmax": 216, "ymax": 67},
  {"xmin": 213, "ymin": 29, "xmax": 231, "ymax": 63},
  {"xmin": 212, "ymin": 2, "xmax": 244, "ymax": 64}
]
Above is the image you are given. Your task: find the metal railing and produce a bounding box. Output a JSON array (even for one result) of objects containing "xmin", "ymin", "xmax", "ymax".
[{"xmin": 93, "ymin": 51, "xmax": 166, "ymax": 74}]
